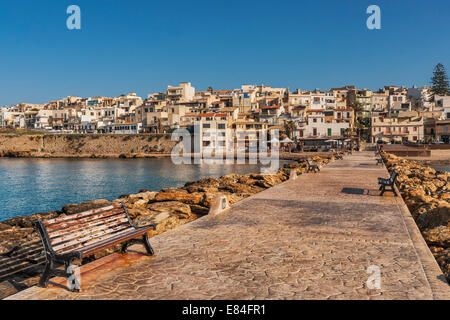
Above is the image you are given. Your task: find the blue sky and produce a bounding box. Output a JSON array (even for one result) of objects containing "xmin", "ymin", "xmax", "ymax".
[{"xmin": 0, "ymin": 0, "xmax": 449, "ymax": 105}]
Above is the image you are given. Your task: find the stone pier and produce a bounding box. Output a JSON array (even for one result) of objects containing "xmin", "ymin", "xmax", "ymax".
[{"xmin": 6, "ymin": 152, "xmax": 450, "ymax": 300}]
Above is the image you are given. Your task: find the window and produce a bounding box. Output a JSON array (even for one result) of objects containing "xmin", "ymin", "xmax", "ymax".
[
  {"xmin": 218, "ymin": 123, "xmax": 226, "ymax": 130},
  {"xmin": 203, "ymin": 123, "xmax": 210, "ymax": 129},
  {"xmin": 313, "ymin": 128, "xmax": 317, "ymax": 136},
  {"xmin": 328, "ymin": 128, "xmax": 332, "ymax": 136}
]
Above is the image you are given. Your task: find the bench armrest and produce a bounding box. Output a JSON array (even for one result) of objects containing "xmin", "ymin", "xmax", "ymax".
[{"xmin": 120, "ymin": 202, "xmax": 157, "ymax": 231}]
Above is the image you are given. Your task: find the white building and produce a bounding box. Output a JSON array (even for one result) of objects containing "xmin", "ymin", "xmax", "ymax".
[
  {"xmin": 194, "ymin": 113, "xmax": 229, "ymax": 155},
  {"xmin": 107, "ymin": 123, "xmax": 141, "ymax": 134},
  {"xmin": 167, "ymin": 82, "xmax": 195, "ymax": 103}
]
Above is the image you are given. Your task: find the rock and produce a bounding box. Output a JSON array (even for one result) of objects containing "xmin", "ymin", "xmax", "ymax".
[
  {"xmin": 134, "ymin": 211, "xmax": 171, "ymax": 226},
  {"xmin": 248, "ymin": 173, "xmax": 285, "ymax": 188},
  {"xmin": 62, "ymin": 199, "xmax": 113, "ymax": 215},
  {"xmin": 189, "ymin": 204, "xmax": 210, "ymax": 215},
  {"xmin": 423, "ymin": 226, "xmax": 450, "ymax": 248},
  {"xmin": 128, "ymin": 191, "xmax": 157, "ymax": 202},
  {"xmin": 0, "ymin": 223, "xmax": 12, "ymax": 231},
  {"xmin": 416, "ymin": 201, "xmax": 450, "ymax": 230},
  {"xmin": 154, "ymin": 191, "xmax": 203, "ymax": 205},
  {"xmin": 3, "ymin": 211, "xmax": 59, "ymax": 228},
  {"xmin": 147, "ymin": 201, "xmax": 192, "ymax": 219}
]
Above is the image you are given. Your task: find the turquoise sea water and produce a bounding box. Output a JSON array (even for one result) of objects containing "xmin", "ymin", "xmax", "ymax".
[
  {"xmin": 433, "ymin": 166, "xmax": 450, "ymax": 173},
  {"xmin": 0, "ymin": 158, "xmax": 282, "ymax": 221}
]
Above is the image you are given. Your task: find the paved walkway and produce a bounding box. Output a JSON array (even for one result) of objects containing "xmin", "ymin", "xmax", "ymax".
[{"xmin": 6, "ymin": 152, "xmax": 450, "ymax": 300}]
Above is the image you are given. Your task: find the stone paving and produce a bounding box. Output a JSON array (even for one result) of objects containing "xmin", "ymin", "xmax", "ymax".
[{"xmin": 6, "ymin": 152, "xmax": 450, "ymax": 300}]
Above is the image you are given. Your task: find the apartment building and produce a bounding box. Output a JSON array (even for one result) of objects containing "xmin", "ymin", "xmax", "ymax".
[
  {"xmin": 407, "ymin": 87, "xmax": 432, "ymax": 111},
  {"xmin": 348, "ymin": 89, "xmax": 373, "ymax": 119},
  {"xmin": 371, "ymin": 111, "xmax": 424, "ymax": 143},
  {"xmin": 258, "ymin": 105, "xmax": 285, "ymax": 125},
  {"xmin": 167, "ymin": 82, "xmax": 195, "ymax": 103},
  {"xmin": 194, "ymin": 113, "xmax": 230, "ymax": 155},
  {"xmin": 435, "ymin": 95, "xmax": 450, "ymax": 110},
  {"xmin": 371, "ymin": 91, "xmax": 389, "ymax": 112}
]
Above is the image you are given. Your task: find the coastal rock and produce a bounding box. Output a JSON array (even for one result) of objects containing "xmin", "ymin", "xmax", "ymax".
[
  {"xmin": 3, "ymin": 211, "xmax": 59, "ymax": 228},
  {"xmin": 128, "ymin": 191, "xmax": 157, "ymax": 203},
  {"xmin": 189, "ymin": 204, "xmax": 210, "ymax": 215},
  {"xmin": 184, "ymin": 177, "xmax": 219, "ymax": 189},
  {"xmin": 62, "ymin": 199, "xmax": 113, "ymax": 215},
  {"xmin": 147, "ymin": 201, "xmax": 192, "ymax": 219},
  {"xmin": 134, "ymin": 211, "xmax": 171, "ymax": 227},
  {"xmin": 248, "ymin": 173, "xmax": 285, "ymax": 188},
  {"xmin": 154, "ymin": 191, "xmax": 203, "ymax": 205},
  {"xmin": 383, "ymin": 151, "xmax": 450, "ymax": 281},
  {"xmin": 416, "ymin": 202, "xmax": 450, "ymax": 230},
  {"xmin": 423, "ymin": 226, "xmax": 450, "ymax": 248}
]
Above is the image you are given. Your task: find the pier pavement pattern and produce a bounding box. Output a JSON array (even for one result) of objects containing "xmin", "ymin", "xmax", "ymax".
[{"xmin": 6, "ymin": 152, "xmax": 450, "ymax": 300}]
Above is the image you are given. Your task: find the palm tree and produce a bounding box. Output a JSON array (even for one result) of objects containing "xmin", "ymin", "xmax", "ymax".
[{"xmin": 284, "ymin": 120, "xmax": 295, "ymax": 139}]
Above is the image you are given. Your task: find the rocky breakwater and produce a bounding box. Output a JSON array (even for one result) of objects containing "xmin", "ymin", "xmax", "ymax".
[
  {"xmin": 382, "ymin": 152, "xmax": 450, "ymax": 282},
  {"xmin": 0, "ymin": 153, "xmax": 343, "ymax": 298}
]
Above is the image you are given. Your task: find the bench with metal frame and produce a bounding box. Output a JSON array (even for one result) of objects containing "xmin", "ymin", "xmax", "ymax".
[
  {"xmin": 34, "ymin": 202, "xmax": 156, "ymax": 291},
  {"xmin": 378, "ymin": 170, "xmax": 399, "ymax": 196},
  {"xmin": 306, "ymin": 159, "xmax": 320, "ymax": 173}
]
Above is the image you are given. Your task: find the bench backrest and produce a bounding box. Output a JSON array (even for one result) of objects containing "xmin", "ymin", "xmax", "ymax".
[
  {"xmin": 389, "ymin": 170, "xmax": 398, "ymax": 184},
  {"xmin": 36, "ymin": 203, "xmax": 134, "ymax": 255}
]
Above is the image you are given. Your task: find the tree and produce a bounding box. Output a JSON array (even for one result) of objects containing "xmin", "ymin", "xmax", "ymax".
[
  {"xmin": 430, "ymin": 63, "xmax": 449, "ymax": 98},
  {"xmin": 284, "ymin": 120, "xmax": 295, "ymax": 139}
]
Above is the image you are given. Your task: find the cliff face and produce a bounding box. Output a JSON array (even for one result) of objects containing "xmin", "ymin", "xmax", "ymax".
[{"xmin": 0, "ymin": 133, "xmax": 176, "ymax": 158}]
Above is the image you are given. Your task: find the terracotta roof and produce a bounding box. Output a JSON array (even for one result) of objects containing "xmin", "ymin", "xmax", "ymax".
[
  {"xmin": 261, "ymin": 105, "xmax": 281, "ymax": 109},
  {"xmin": 197, "ymin": 113, "xmax": 227, "ymax": 117}
]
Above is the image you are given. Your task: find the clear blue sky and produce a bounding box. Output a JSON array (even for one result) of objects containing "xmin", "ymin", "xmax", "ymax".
[{"xmin": 0, "ymin": 0, "xmax": 449, "ymax": 106}]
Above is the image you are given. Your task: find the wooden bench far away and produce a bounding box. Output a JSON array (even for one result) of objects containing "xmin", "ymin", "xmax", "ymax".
[{"xmin": 34, "ymin": 202, "xmax": 156, "ymax": 291}]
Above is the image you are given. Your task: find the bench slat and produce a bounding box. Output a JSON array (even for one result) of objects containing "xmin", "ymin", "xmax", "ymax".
[
  {"xmin": 44, "ymin": 204, "xmax": 122, "ymax": 226},
  {"xmin": 50, "ymin": 217, "xmax": 130, "ymax": 246},
  {"xmin": 78, "ymin": 226, "xmax": 154, "ymax": 257},
  {"xmin": 53, "ymin": 224, "xmax": 134, "ymax": 253},
  {"xmin": 48, "ymin": 212, "xmax": 127, "ymax": 239},
  {"xmin": 45, "ymin": 208, "xmax": 125, "ymax": 233}
]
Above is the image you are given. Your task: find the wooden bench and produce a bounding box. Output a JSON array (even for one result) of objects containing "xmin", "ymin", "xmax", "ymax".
[
  {"xmin": 306, "ymin": 159, "xmax": 320, "ymax": 173},
  {"xmin": 378, "ymin": 170, "xmax": 399, "ymax": 196},
  {"xmin": 34, "ymin": 202, "xmax": 156, "ymax": 290}
]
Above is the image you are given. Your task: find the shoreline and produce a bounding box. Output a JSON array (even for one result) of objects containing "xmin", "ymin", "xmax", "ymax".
[{"xmin": 0, "ymin": 150, "xmax": 346, "ymax": 161}]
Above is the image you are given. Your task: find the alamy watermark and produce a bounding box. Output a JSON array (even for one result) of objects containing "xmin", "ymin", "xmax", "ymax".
[
  {"xmin": 66, "ymin": 5, "xmax": 81, "ymax": 30},
  {"xmin": 67, "ymin": 264, "xmax": 81, "ymax": 291},
  {"xmin": 366, "ymin": 265, "xmax": 381, "ymax": 290},
  {"xmin": 366, "ymin": 5, "xmax": 381, "ymax": 30},
  {"xmin": 171, "ymin": 124, "xmax": 281, "ymax": 174}
]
